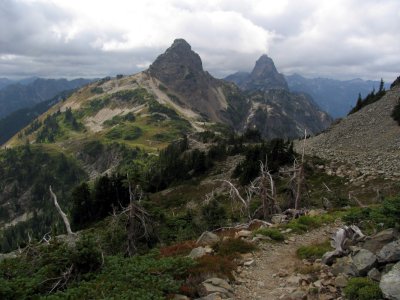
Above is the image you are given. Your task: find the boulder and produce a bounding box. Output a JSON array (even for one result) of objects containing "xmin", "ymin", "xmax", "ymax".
[
  {"xmin": 196, "ymin": 231, "xmax": 220, "ymax": 246},
  {"xmin": 363, "ymin": 228, "xmax": 399, "ymax": 254},
  {"xmin": 322, "ymin": 250, "xmax": 341, "ymax": 265},
  {"xmin": 380, "ymin": 261, "xmax": 400, "ymax": 300},
  {"xmin": 352, "ymin": 249, "xmax": 376, "ymax": 275},
  {"xmin": 200, "ymin": 278, "xmax": 233, "ymax": 298},
  {"xmin": 195, "ymin": 293, "xmax": 223, "ymax": 300},
  {"xmin": 377, "ymin": 240, "xmax": 400, "ymax": 263},
  {"xmin": 188, "ymin": 247, "xmax": 207, "ymax": 259},
  {"xmin": 334, "ymin": 274, "xmax": 348, "ymax": 287},
  {"xmin": 288, "ymin": 289, "xmax": 307, "ymax": 300},
  {"xmin": 173, "ymin": 295, "xmax": 190, "ymax": 300},
  {"xmin": 235, "ymin": 230, "xmax": 252, "ymax": 238},
  {"xmin": 271, "ymin": 214, "xmax": 287, "ymax": 224},
  {"xmin": 367, "ymin": 268, "xmax": 381, "ymax": 281},
  {"xmin": 331, "ymin": 256, "xmax": 358, "ymax": 276}
]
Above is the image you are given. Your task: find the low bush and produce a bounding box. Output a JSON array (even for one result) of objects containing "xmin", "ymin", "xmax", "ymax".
[
  {"xmin": 296, "ymin": 240, "xmax": 331, "ymax": 260},
  {"xmin": 344, "ymin": 277, "xmax": 383, "ymax": 300},
  {"xmin": 286, "ymin": 214, "xmax": 336, "ymax": 233},
  {"xmin": 391, "ymin": 98, "xmax": 400, "ymax": 125},
  {"xmin": 214, "ymin": 238, "xmax": 257, "ymax": 256},
  {"xmin": 253, "ymin": 228, "xmax": 284, "ymax": 241},
  {"xmin": 287, "ymin": 216, "xmax": 320, "ymax": 232},
  {"xmin": 343, "ymin": 196, "xmax": 400, "ymax": 231},
  {"xmin": 188, "ymin": 255, "xmax": 236, "ymax": 281},
  {"xmin": 159, "ymin": 241, "xmax": 197, "ymax": 257}
]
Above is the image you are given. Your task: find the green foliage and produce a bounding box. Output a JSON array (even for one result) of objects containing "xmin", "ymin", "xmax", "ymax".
[
  {"xmin": 253, "ymin": 228, "xmax": 284, "ymax": 241},
  {"xmin": 36, "ymin": 111, "xmax": 62, "ymax": 142},
  {"xmin": 188, "ymin": 255, "xmax": 236, "ymax": 281},
  {"xmin": 286, "ymin": 214, "xmax": 336, "ymax": 233},
  {"xmin": 0, "ymin": 145, "xmax": 86, "ymax": 252},
  {"xmin": 214, "ymin": 238, "xmax": 257, "ymax": 256},
  {"xmin": 103, "ymin": 112, "xmax": 136, "ymax": 127},
  {"xmin": 71, "ymin": 182, "xmax": 93, "ymax": 229},
  {"xmin": 296, "ymin": 240, "xmax": 331, "ymax": 260},
  {"xmin": 0, "ymin": 239, "xmax": 193, "ymax": 300},
  {"xmin": 391, "ymin": 98, "xmax": 400, "ymax": 125},
  {"xmin": 155, "ymin": 211, "xmax": 202, "ymax": 243},
  {"xmin": 201, "ymin": 199, "xmax": 227, "ymax": 231},
  {"xmin": 0, "ymin": 237, "xmax": 101, "ymax": 299},
  {"xmin": 53, "ymin": 252, "xmax": 193, "ymax": 299},
  {"xmin": 344, "ymin": 277, "xmax": 383, "ymax": 300},
  {"xmin": 233, "ymin": 139, "xmax": 294, "ymax": 185},
  {"xmin": 90, "ymin": 87, "xmax": 103, "ymax": 94},
  {"xmin": 71, "ymin": 174, "xmax": 130, "ymax": 229},
  {"xmin": 343, "ymin": 196, "xmax": 400, "ymax": 231},
  {"xmin": 348, "ymin": 80, "xmax": 386, "ymax": 115},
  {"xmin": 148, "ymin": 100, "xmax": 180, "ymax": 119},
  {"xmin": 105, "ymin": 124, "xmax": 142, "ymax": 140}
]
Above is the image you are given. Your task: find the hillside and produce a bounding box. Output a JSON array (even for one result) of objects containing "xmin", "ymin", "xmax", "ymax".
[
  {"xmin": 301, "ymin": 79, "xmax": 400, "ymax": 178},
  {"xmin": 286, "ymin": 74, "xmax": 388, "ymax": 118},
  {"xmin": 0, "ymin": 78, "xmax": 92, "ymax": 119}
]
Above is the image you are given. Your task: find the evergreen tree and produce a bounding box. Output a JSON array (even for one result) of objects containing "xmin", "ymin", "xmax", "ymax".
[{"xmin": 72, "ymin": 182, "xmax": 93, "ymax": 229}]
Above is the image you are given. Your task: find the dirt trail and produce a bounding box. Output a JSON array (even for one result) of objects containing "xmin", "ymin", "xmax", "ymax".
[{"xmin": 234, "ymin": 224, "xmax": 340, "ymax": 299}]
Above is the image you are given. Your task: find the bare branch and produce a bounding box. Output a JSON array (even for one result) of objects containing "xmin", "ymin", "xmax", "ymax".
[{"xmin": 49, "ymin": 186, "xmax": 74, "ymax": 236}]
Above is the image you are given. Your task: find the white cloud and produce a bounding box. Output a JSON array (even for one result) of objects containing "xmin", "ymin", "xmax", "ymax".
[{"xmin": 0, "ymin": 0, "xmax": 399, "ymax": 82}]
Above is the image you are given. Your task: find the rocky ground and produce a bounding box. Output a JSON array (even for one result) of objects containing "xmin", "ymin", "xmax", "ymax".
[
  {"xmin": 297, "ymin": 85, "xmax": 400, "ymax": 180},
  {"xmin": 233, "ymin": 224, "xmax": 342, "ymax": 300}
]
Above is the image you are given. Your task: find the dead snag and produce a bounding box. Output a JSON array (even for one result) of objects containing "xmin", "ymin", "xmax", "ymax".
[{"xmin": 49, "ymin": 186, "xmax": 74, "ymax": 236}]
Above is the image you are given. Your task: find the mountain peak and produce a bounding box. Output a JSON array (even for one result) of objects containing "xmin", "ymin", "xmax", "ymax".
[
  {"xmin": 170, "ymin": 38, "xmax": 192, "ymax": 51},
  {"xmin": 247, "ymin": 55, "xmax": 288, "ymax": 90},
  {"xmin": 149, "ymin": 39, "xmax": 203, "ymax": 83}
]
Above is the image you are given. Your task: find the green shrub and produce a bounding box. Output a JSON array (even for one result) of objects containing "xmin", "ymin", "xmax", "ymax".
[
  {"xmin": 343, "ymin": 196, "xmax": 400, "ymax": 230},
  {"xmin": 344, "ymin": 277, "xmax": 383, "ymax": 300},
  {"xmin": 51, "ymin": 252, "xmax": 194, "ymax": 299},
  {"xmin": 296, "ymin": 240, "xmax": 331, "ymax": 260},
  {"xmin": 287, "ymin": 216, "xmax": 321, "ymax": 233},
  {"xmin": 188, "ymin": 255, "xmax": 236, "ymax": 281},
  {"xmin": 253, "ymin": 228, "xmax": 284, "ymax": 241},
  {"xmin": 123, "ymin": 126, "xmax": 142, "ymax": 140},
  {"xmin": 214, "ymin": 238, "xmax": 257, "ymax": 256},
  {"xmin": 201, "ymin": 199, "xmax": 227, "ymax": 230},
  {"xmin": 391, "ymin": 98, "xmax": 400, "ymax": 125}
]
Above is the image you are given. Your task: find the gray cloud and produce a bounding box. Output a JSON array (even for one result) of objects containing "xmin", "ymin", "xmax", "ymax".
[{"xmin": 0, "ymin": 0, "xmax": 399, "ymax": 82}]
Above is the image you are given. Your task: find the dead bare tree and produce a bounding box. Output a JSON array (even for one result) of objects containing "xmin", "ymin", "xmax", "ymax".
[
  {"xmin": 124, "ymin": 178, "xmax": 152, "ymax": 256},
  {"xmin": 219, "ymin": 157, "xmax": 280, "ymax": 221},
  {"xmin": 49, "ymin": 186, "xmax": 74, "ymax": 236},
  {"xmin": 285, "ymin": 130, "xmax": 307, "ymax": 211}
]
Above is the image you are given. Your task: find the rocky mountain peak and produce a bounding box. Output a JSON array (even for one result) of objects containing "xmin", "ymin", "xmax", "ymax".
[
  {"xmin": 251, "ymin": 54, "xmax": 278, "ymax": 77},
  {"xmin": 148, "ymin": 38, "xmax": 204, "ymax": 84},
  {"xmin": 224, "ymin": 55, "xmax": 289, "ymax": 91},
  {"xmin": 246, "ymin": 54, "xmax": 289, "ymax": 91}
]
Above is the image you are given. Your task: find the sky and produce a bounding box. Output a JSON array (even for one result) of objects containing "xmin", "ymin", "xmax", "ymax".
[{"xmin": 0, "ymin": 0, "xmax": 399, "ymax": 82}]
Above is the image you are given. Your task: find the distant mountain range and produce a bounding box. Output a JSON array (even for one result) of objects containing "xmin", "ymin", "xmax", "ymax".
[
  {"xmin": 285, "ymin": 74, "xmax": 389, "ymax": 118},
  {"xmin": 0, "ymin": 78, "xmax": 92, "ymax": 119}
]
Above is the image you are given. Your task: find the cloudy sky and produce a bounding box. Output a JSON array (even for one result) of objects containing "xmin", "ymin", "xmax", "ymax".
[{"xmin": 1, "ymin": 0, "xmax": 399, "ymax": 81}]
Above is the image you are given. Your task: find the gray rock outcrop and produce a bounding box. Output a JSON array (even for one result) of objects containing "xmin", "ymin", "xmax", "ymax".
[{"xmin": 380, "ymin": 261, "xmax": 400, "ymax": 300}]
